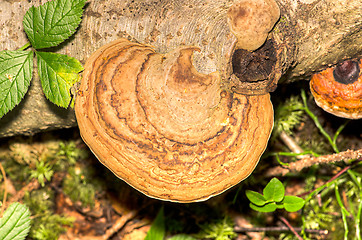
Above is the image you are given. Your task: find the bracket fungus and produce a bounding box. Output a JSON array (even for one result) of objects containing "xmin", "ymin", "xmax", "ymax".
[
  {"xmin": 75, "ymin": 38, "xmax": 274, "ymax": 202},
  {"xmin": 310, "ymin": 59, "xmax": 362, "ymax": 119}
]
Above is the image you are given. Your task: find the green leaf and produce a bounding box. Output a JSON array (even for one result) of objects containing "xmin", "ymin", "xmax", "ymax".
[
  {"xmin": 250, "ymin": 202, "xmax": 277, "ymax": 213},
  {"xmin": 282, "ymin": 196, "xmax": 305, "ymax": 212},
  {"xmin": 145, "ymin": 207, "xmax": 165, "ymax": 240},
  {"xmin": 0, "ymin": 202, "xmax": 31, "ymax": 240},
  {"xmin": 263, "ymin": 178, "xmax": 285, "ymax": 202},
  {"xmin": 168, "ymin": 234, "xmax": 197, "ymax": 240},
  {"xmin": 0, "ymin": 50, "xmax": 33, "ymax": 119},
  {"xmin": 23, "ymin": 0, "xmax": 86, "ymax": 49},
  {"xmin": 245, "ymin": 190, "xmax": 267, "ymax": 206},
  {"xmin": 36, "ymin": 51, "xmax": 83, "ymax": 108}
]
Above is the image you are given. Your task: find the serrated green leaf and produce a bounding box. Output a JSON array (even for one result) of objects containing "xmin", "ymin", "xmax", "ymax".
[
  {"xmin": 245, "ymin": 190, "xmax": 267, "ymax": 206},
  {"xmin": 250, "ymin": 202, "xmax": 277, "ymax": 213},
  {"xmin": 168, "ymin": 234, "xmax": 197, "ymax": 240},
  {"xmin": 0, "ymin": 202, "xmax": 31, "ymax": 240},
  {"xmin": 282, "ymin": 196, "xmax": 305, "ymax": 212},
  {"xmin": 0, "ymin": 50, "xmax": 33, "ymax": 119},
  {"xmin": 145, "ymin": 207, "xmax": 165, "ymax": 240},
  {"xmin": 36, "ymin": 51, "xmax": 83, "ymax": 108},
  {"xmin": 23, "ymin": 0, "xmax": 86, "ymax": 49},
  {"xmin": 263, "ymin": 178, "xmax": 285, "ymax": 202}
]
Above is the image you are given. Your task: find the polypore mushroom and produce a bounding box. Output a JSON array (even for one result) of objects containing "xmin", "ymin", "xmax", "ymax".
[
  {"xmin": 75, "ymin": 38, "xmax": 274, "ymax": 202},
  {"xmin": 227, "ymin": 0, "xmax": 280, "ymax": 51},
  {"xmin": 310, "ymin": 59, "xmax": 362, "ymax": 119}
]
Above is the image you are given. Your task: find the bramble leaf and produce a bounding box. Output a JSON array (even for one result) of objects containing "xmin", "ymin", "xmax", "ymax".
[
  {"xmin": 23, "ymin": 0, "xmax": 86, "ymax": 49},
  {"xmin": 245, "ymin": 190, "xmax": 267, "ymax": 206},
  {"xmin": 282, "ymin": 196, "xmax": 305, "ymax": 212},
  {"xmin": 0, "ymin": 50, "xmax": 33, "ymax": 119},
  {"xmin": 250, "ymin": 202, "xmax": 277, "ymax": 212},
  {"xmin": 36, "ymin": 51, "xmax": 83, "ymax": 108},
  {"xmin": 263, "ymin": 178, "xmax": 285, "ymax": 202},
  {"xmin": 145, "ymin": 207, "xmax": 165, "ymax": 240},
  {"xmin": 0, "ymin": 202, "xmax": 31, "ymax": 240}
]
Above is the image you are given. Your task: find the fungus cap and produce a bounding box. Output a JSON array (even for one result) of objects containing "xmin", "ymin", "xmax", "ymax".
[
  {"xmin": 75, "ymin": 39, "xmax": 274, "ymax": 202},
  {"xmin": 310, "ymin": 59, "xmax": 362, "ymax": 119}
]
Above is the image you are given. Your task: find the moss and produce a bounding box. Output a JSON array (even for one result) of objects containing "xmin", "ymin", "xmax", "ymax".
[
  {"xmin": 23, "ymin": 189, "xmax": 74, "ymax": 240},
  {"xmin": 62, "ymin": 165, "xmax": 101, "ymax": 207},
  {"xmin": 0, "ymin": 137, "xmax": 93, "ymax": 239},
  {"xmin": 194, "ymin": 216, "xmax": 237, "ymax": 240},
  {"xmin": 273, "ymin": 94, "xmax": 305, "ymax": 138}
]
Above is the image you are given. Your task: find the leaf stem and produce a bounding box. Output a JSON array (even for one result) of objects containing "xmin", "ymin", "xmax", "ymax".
[
  {"xmin": 17, "ymin": 42, "xmax": 31, "ymax": 51},
  {"xmin": 335, "ymin": 184, "xmax": 349, "ymax": 240},
  {"xmin": 301, "ymin": 90, "xmax": 339, "ymax": 153},
  {"xmin": 279, "ymin": 216, "xmax": 304, "ymax": 240},
  {"xmin": 274, "ymin": 151, "xmax": 320, "ymax": 157},
  {"xmin": 356, "ymin": 200, "xmax": 362, "ymax": 240},
  {"xmin": 302, "ymin": 165, "xmax": 351, "ymax": 200},
  {"xmin": 333, "ymin": 120, "xmax": 349, "ymax": 148}
]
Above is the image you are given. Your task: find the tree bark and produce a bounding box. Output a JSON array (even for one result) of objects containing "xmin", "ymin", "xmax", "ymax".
[{"xmin": 0, "ymin": 0, "xmax": 361, "ymax": 138}]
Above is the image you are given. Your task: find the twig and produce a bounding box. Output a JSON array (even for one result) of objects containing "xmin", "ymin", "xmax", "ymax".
[
  {"xmin": 266, "ymin": 149, "xmax": 362, "ymax": 176},
  {"xmin": 235, "ymin": 226, "xmax": 328, "ymax": 235},
  {"xmin": 298, "ymin": 165, "xmax": 351, "ymax": 198},
  {"xmin": 7, "ymin": 178, "xmax": 40, "ymax": 208},
  {"xmin": 279, "ymin": 216, "xmax": 303, "ymax": 240},
  {"xmin": 279, "ymin": 131, "xmax": 305, "ymax": 156},
  {"xmin": 0, "ymin": 162, "xmax": 8, "ymax": 217},
  {"xmin": 102, "ymin": 210, "xmax": 137, "ymax": 240}
]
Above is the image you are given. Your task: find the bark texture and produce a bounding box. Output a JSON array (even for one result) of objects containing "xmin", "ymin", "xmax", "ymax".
[{"xmin": 0, "ymin": 0, "xmax": 361, "ymax": 137}]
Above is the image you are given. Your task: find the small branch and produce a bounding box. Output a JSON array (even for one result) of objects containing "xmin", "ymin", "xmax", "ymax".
[
  {"xmin": 7, "ymin": 178, "xmax": 40, "ymax": 208},
  {"xmin": 266, "ymin": 149, "xmax": 362, "ymax": 176},
  {"xmin": 235, "ymin": 226, "xmax": 328, "ymax": 234},
  {"xmin": 298, "ymin": 165, "xmax": 351, "ymax": 198},
  {"xmin": 279, "ymin": 216, "xmax": 303, "ymax": 240},
  {"xmin": 102, "ymin": 210, "xmax": 137, "ymax": 240},
  {"xmin": 279, "ymin": 131, "xmax": 304, "ymax": 155},
  {"xmin": 60, "ymin": 210, "xmax": 138, "ymax": 240}
]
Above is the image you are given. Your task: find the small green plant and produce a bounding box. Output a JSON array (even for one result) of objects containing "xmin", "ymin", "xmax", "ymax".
[
  {"xmin": 0, "ymin": 0, "xmax": 86, "ymax": 119},
  {"xmin": 31, "ymin": 214, "xmax": 74, "ymax": 240},
  {"xmin": 29, "ymin": 160, "xmax": 54, "ymax": 187},
  {"xmin": 62, "ymin": 166, "xmax": 98, "ymax": 207},
  {"xmin": 23, "ymin": 189, "xmax": 74, "ymax": 240},
  {"xmin": 57, "ymin": 141, "xmax": 87, "ymax": 165},
  {"xmin": 1, "ymin": 138, "xmax": 90, "ymax": 239},
  {"xmin": 0, "ymin": 202, "xmax": 31, "ymax": 240},
  {"xmin": 195, "ymin": 217, "xmax": 237, "ymax": 240},
  {"xmin": 267, "ymin": 89, "xmax": 359, "ymax": 239},
  {"xmin": 302, "ymin": 168, "xmax": 362, "ymax": 240},
  {"xmin": 246, "ymin": 178, "xmax": 305, "ymax": 213}
]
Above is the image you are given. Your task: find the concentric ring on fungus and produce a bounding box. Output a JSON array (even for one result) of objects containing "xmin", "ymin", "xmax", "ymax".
[
  {"xmin": 75, "ymin": 38, "xmax": 274, "ymax": 202},
  {"xmin": 310, "ymin": 59, "xmax": 362, "ymax": 119}
]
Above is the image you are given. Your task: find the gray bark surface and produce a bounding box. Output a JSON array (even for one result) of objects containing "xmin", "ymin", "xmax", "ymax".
[{"xmin": 0, "ymin": 0, "xmax": 361, "ymax": 138}]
